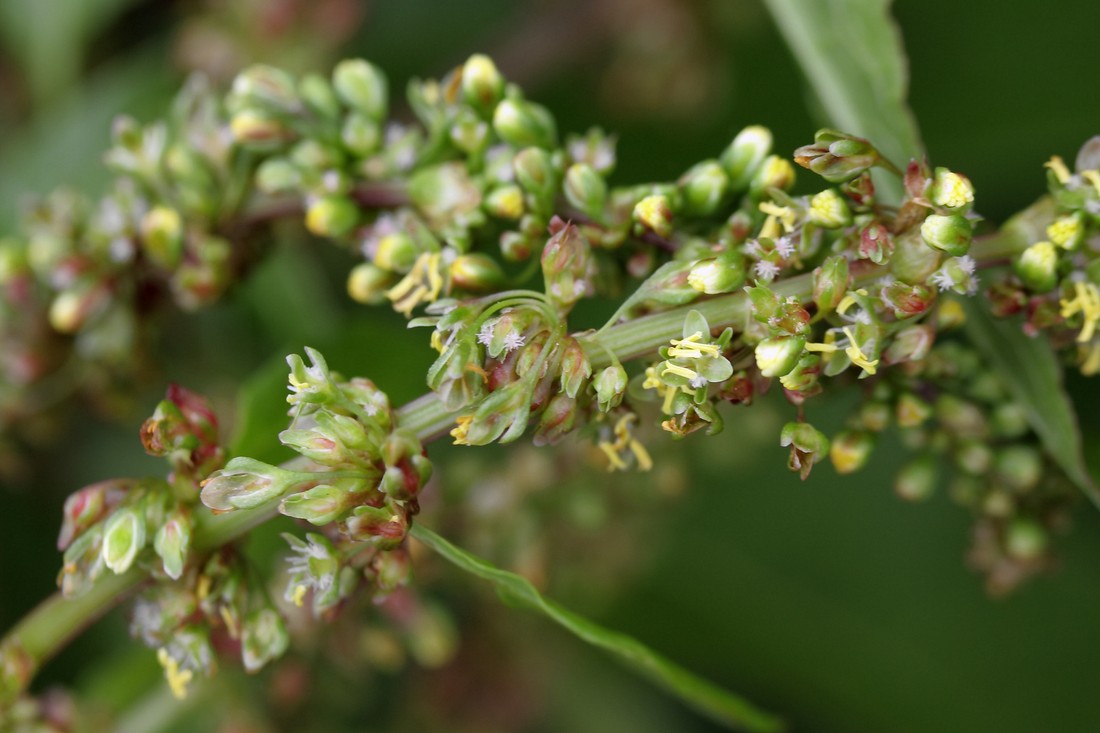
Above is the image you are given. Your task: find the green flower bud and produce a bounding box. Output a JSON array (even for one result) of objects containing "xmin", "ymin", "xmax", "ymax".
[
  {"xmin": 450, "ymin": 253, "xmax": 506, "ymax": 291},
  {"xmin": 409, "ymin": 162, "xmax": 483, "ymax": 224},
  {"xmin": 372, "ymin": 232, "xmax": 418, "ymax": 271},
  {"xmin": 200, "ymin": 457, "xmax": 298, "ymax": 512},
  {"xmin": 881, "ymin": 281, "xmax": 936, "ymax": 320},
  {"xmin": 749, "ymin": 155, "xmax": 796, "ymax": 198},
  {"xmin": 829, "ymin": 429, "xmax": 874, "ymax": 474},
  {"xmin": 101, "ymin": 504, "xmax": 146, "ymax": 574},
  {"xmin": 633, "ymin": 194, "xmax": 674, "ymax": 238},
  {"xmin": 935, "ymin": 394, "xmax": 987, "ymax": 438},
  {"xmin": 542, "ymin": 217, "xmax": 592, "ymax": 309},
  {"xmin": 755, "ymin": 336, "xmax": 806, "ymax": 378},
  {"xmin": 231, "ymin": 64, "xmax": 298, "ymax": 114},
  {"xmin": 921, "ymin": 213, "xmax": 973, "ymax": 256},
  {"xmin": 229, "ymin": 109, "xmax": 293, "ymax": 147},
  {"xmin": 58, "ymin": 480, "xmax": 128, "ymax": 551},
  {"xmin": 895, "ymin": 455, "xmax": 937, "ymax": 501},
  {"xmin": 780, "ymin": 421, "xmax": 830, "ymax": 480},
  {"xmin": 679, "ymin": 160, "xmax": 730, "ymax": 216},
  {"xmin": 48, "ymin": 280, "xmax": 108, "ymax": 334},
  {"xmin": 1005, "ymin": 517, "xmax": 1048, "ymax": 561},
  {"xmin": 306, "ymin": 195, "xmax": 359, "ymax": 238},
  {"xmin": 333, "ymin": 59, "xmax": 388, "ymax": 121},
  {"xmin": 241, "ymin": 608, "xmax": 289, "ymax": 674},
  {"xmin": 558, "ymin": 337, "xmax": 591, "ymax": 399},
  {"xmin": 256, "ymin": 158, "xmax": 300, "ymax": 193},
  {"xmin": 883, "ymin": 324, "xmax": 935, "ymax": 364},
  {"xmin": 59, "ymin": 525, "xmax": 106, "ymax": 598},
  {"xmin": 858, "ymin": 221, "xmax": 894, "ymax": 264},
  {"xmin": 341, "ymin": 113, "xmax": 382, "ymax": 156},
  {"xmin": 484, "ymin": 184, "xmax": 525, "ymax": 220},
  {"xmin": 991, "ymin": 403, "xmax": 1029, "ymax": 439},
  {"xmin": 794, "ymin": 129, "xmax": 880, "ymax": 183},
  {"xmin": 807, "ymin": 188, "xmax": 852, "ymax": 228},
  {"xmin": 891, "ymin": 228, "xmax": 942, "ymax": 284},
  {"xmin": 930, "ymin": 167, "xmax": 974, "ymax": 210},
  {"xmin": 299, "ymin": 73, "xmax": 341, "ymax": 121},
  {"xmin": 512, "ymin": 147, "xmax": 559, "ymax": 204},
  {"xmin": 954, "ymin": 440, "xmax": 993, "ymax": 476},
  {"xmin": 493, "ymin": 97, "xmax": 557, "ymax": 149},
  {"xmin": 461, "ymin": 54, "xmax": 505, "ymax": 113},
  {"xmin": 564, "ymin": 163, "xmax": 607, "ymax": 220},
  {"xmin": 813, "ymin": 255, "xmax": 850, "ymax": 313},
  {"xmin": 688, "ymin": 252, "xmax": 746, "ymax": 294},
  {"xmin": 348, "ymin": 262, "xmax": 393, "ymax": 304},
  {"xmin": 994, "ymin": 445, "xmax": 1042, "ymax": 493},
  {"xmin": 140, "ymin": 206, "xmax": 183, "ymax": 270},
  {"xmin": 595, "ymin": 364, "xmax": 628, "ymax": 412},
  {"xmin": 458, "ymin": 380, "xmax": 532, "ymax": 446},
  {"xmin": 1015, "ymin": 241, "xmax": 1059, "ymax": 293},
  {"xmin": 280, "ymin": 483, "xmax": 361, "ymax": 525},
  {"xmin": 721, "ymin": 125, "xmax": 772, "ymax": 191},
  {"xmin": 345, "ymin": 502, "xmax": 408, "ymax": 548},
  {"xmin": 533, "ymin": 392, "xmax": 578, "ymax": 446},
  {"xmin": 859, "ymin": 400, "xmax": 891, "ymax": 432},
  {"xmin": 896, "ymin": 392, "xmax": 932, "ymax": 427},
  {"xmin": 567, "ymin": 127, "xmax": 617, "ymax": 175},
  {"xmin": 153, "ymin": 507, "xmax": 191, "ymax": 580}
]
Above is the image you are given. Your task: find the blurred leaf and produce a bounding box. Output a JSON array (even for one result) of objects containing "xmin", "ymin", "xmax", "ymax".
[
  {"xmin": 961, "ymin": 297, "xmax": 1100, "ymax": 507},
  {"xmin": 762, "ymin": 0, "xmax": 921, "ymax": 201},
  {"xmin": 410, "ymin": 524, "xmax": 786, "ymax": 732}
]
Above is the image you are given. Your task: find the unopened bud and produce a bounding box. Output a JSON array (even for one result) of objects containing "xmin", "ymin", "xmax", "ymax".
[
  {"xmin": 954, "ymin": 440, "xmax": 993, "ymax": 475},
  {"xmin": 595, "ymin": 364, "xmax": 628, "ymax": 412},
  {"xmin": 280, "ymin": 484, "xmax": 358, "ymax": 525},
  {"xmin": 633, "ymin": 194, "xmax": 673, "ymax": 238},
  {"xmin": 896, "ymin": 392, "xmax": 932, "ymax": 427},
  {"xmin": 1005, "ymin": 517, "xmax": 1048, "ymax": 561},
  {"xmin": 256, "ymin": 158, "xmax": 300, "ymax": 193},
  {"xmin": 1047, "ymin": 213, "xmax": 1084, "ymax": 250},
  {"xmin": 688, "ymin": 252, "xmax": 746, "ymax": 294},
  {"xmin": 372, "ymin": 233, "xmax": 418, "ymax": 271},
  {"xmin": 101, "ymin": 505, "xmax": 146, "ymax": 574},
  {"xmin": 493, "ymin": 97, "xmax": 557, "ymax": 150},
  {"xmin": 450, "ymin": 253, "xmax": 505, "ymax": 291},
  {"xmin": 881, "ymin": 281, "xmax": 936, "ymax": 320},
  {"xmin": 749, "ymin": 155, "xmax": 796, "ymax": 198},
  {"xmin": 721, "ymin": 125, "xmax": 772, "ymax": 191},
  {"xmin": 564, "ymin": 163, "xmax": 607, "ymax": 219},
  {"xmin": 921, "ymin": 213, "xmax": 972, "ymax": 256},
  {"xmin": 499, "ymin": 231, "xmax": 533, "ymax": 261},
  {"xmin": 883, "ymin": 324, "xmax": 935, "ymax": 364},
  {"xmin": 679, "ymin": 160, "xmax": 730, "ymax": 216},
  {"xmin": 141, "ymin": 206, "xmax": 184, "ymax": 269},
  {"xmin": 484, "ymin": 184, "xmax": 524, "ymax": 220},
  {"xmin": 461, "ymin": 54, "xmax": 505, "ymax": 113},
  {"xmin": 890, "ymin": 228, "xmax": 941, "ymax": 284},
  {"xmin": 1014, "ymin": 241, "xmax": 1059, "ymax": 293},
  {"xmin": 558, "ymin": 337, "xmax": 591, "ymax": 399},
  {"xmin": 930, "ymin": 167, "xmax": 974, "ymax": 210},
  {"xmin": 341, "ymin": 113, "xmax": 382, "ymax": 156},
  {"xmin": 512, "ymin": 147, "xmax": 558, "ymax": 206},
  {"xmin": 306, "ymin": 195, "xmax": 359, "ymax": 238},
  {"xmin": 808, "ymin": 188, "xmax": 852, "ymax": 228},
  {"xmin": 49, "ymin": 281, "xmax": 107, "ymax": 334},
  {"xmin": 229, "ymin": 109, "xmax": 293, "ymax": 147},
  {"xmin": 231, "ymin": 64, "xmax": 298, "ymax": 114},
  {"xmin": 299, "ymin": 73, "xmax": 341, "ymax": 120},
  {"xmin": 241, "ymin": 608, "xmax": 289, "ymax": 674},
  {"xmin": 993, "ymin": 445, "xmax": 1042, "ymax": 493},
  {"xmin": 858, "ymin": 221, "xmax": 894, "ymax": 264},
  {"xmin": 829, "ymin": 429, "xmax": 874, "ymax": 474},
  {"xmin": 348, "ymin": 262, "xmax": 392, "ymax": 304},
  {"xmin": 200, "ymin": 457, "xmax": 297, "ymax": 512},
  {"xmin": 533, "ymin": 392, "xmax": 578, "ymax": 446},
  {"xmin": 154, "ymin": 508, "xmax": 192, "ymax": 580},
  {"xmin": 935, "ymin": 394, "xmax": 987, "ymax": 438},
  {"xmin": 894, "ymin": 454, "xmax": 937, "ymax": 501},
  {"xmin": 333, "ymin": 59, "xmax": 388, "ymax": 121},
  {"xmin": 813, "ymin": 255, "xmax": 850, "ymax": 312},
  {"xmin": 794, "ymin": 129, "xmax": 880, "ymax": 183},
  {"xmin": 755, "ymin": 336, "xmax": 806, "ymax": 378}
]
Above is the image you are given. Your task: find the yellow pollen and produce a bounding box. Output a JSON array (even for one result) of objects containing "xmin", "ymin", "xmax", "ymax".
[
  {"xmin": 292, "ymin": 584, "xmax": 307, "ymax": 608},
  {"xmin": 157, "ymin": 648, "xmax": 193, "ymax": 701},
  {"xmin": 1045, "ymin": 156, "xmax": 1072, "ymax": 184},
  {"xmin": 1060, "ymin": 281, "xmax": 1100, "ymax": 343},
  {"xmin": 1047, "ymin": 216, "xmax": 1081, "ymax": 248}
]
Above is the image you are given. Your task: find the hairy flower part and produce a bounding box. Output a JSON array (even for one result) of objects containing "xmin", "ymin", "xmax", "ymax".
[{"xmin": 283, "ymin": 532, "xmax": 348, "ymax": 615}]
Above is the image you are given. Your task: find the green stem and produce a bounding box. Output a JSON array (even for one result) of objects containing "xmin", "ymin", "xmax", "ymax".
[{"xmin": 0, "ymin": 223, "xmax": 1029, "ymax": 700}]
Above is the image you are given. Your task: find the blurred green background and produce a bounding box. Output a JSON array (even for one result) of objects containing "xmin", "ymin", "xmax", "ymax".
[{"xmin": 3, "ymin": 1, "xmax": 1100, "ymax": 731}]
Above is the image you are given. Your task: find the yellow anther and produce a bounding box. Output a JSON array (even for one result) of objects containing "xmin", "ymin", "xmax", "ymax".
[
  {"xmin": 805, "ymin": 341, "xmax": 838, "ymax": 353},
  {"xmin": 598, "ymin": 415, "xmax": 652, "ymax": 472},
  {"xmin": 197, "ymin": 575, "xmax": 211, "ymax": 601},
  {"xmin": 759, "ymin": 202, "xmax": 797, "ymax": 232},
  {"xmin": 598, "ymin": 441, "xmax": 628, "ymax": 471},
  {"xmin": 292, "ymin": 584, "xmax": 308, "ymax": 608},
  {"xmin": 450, "ymin": 415, "xmax": 474, "ymax": 445},
  {"xmin": 668, "ymin": 332, "xmax": 720, "ymax": 358},
  {"xmin": 836, "ymin": 289, "xmax": 868, "ymax": 317},
  {"xmin": 842, "ymin": 327, "xmax": 878, "ymax": 375},
  {"xmin": 430, "ymin": 330, "xmax": 445, "ymax": 353},
  {"xmin": 386, "ymin": 252, "xmax": 445, "ymax": 317},
  {"xmin": 1045, "ymin": 156, "xmax": 1072, "ymax": 184},
  {"xmin": 1060, "ymin": 281, "xmax": 1100, "ymax": 343},
  {"xmin": 219, "ymin": 606, "xmax": 240, "ymax": 639},
  {"xmin": 1047, "ymin": 216, "xmax": 1081, "ymax": 249},
  {"xmin": 660, "ymin": 362, "xmax": 700, "ymax": 381},
  {"xmin": 157, "ymin": 648, "xmax": 193, "ymax": 701},
  {"xmin": 642, "ymin": 365, "xmax": 665, "ymax": 391}
]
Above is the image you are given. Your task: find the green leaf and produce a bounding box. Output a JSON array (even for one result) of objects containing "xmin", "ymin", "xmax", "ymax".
[
  {"xmin": 409, "ymin": 524, "xmax": 786, "ymax": 732},
  {"xmin": 961, "ymin": 297, "xmax": 1100, "ymax": 507},
  {"xmin": 762, "ymin": 0, "xmax": 922, "ymax": 202}
]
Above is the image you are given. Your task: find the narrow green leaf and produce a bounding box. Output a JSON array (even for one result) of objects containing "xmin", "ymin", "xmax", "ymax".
[
  {"xmin": 409, "ymin": 524, "xmax": 786, "ymax": 732},
  {"xmin": 762, "ymin": 0, "xmax": 922, "ymax": 201},
  {"xmin": 961, "ymin": 297, "xmax": 1100, "ymax": 507}
]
